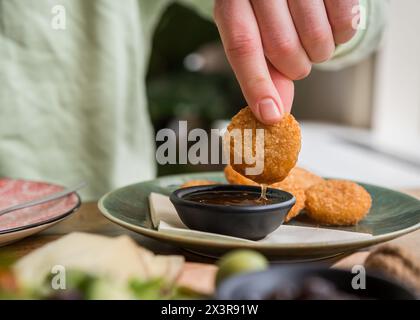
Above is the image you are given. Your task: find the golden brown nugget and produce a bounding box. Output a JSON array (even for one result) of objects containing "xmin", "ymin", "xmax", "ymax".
[
  {"xmin": 180, "ymin": 180, "xmax": 216, "ymax": 188},
  {"xmin": 225, "ymin": 165, "xmax": 322, "ymax": 191},
  {"xmin": 226, "ymin": 107, "xmax": 301, "ymax": 185},
  {"xmin": 224, "ymin": 165, "xmax": 258, "ymax": 186},
  {"xmin": 271, "ymin": 167, "xmax": 324, "ymax": 191},
  {"xmin": 305, "ymin": 180, "xmax": 372, "ymax": 226},
  {"xmin": 281, "ymin": 186, "xmax": 306, "ymax": 223}
]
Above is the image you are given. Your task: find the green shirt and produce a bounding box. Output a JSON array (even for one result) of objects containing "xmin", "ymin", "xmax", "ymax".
[{"xmin": 0, "ymin": 0, "xmax": 386, "ymax": 201}]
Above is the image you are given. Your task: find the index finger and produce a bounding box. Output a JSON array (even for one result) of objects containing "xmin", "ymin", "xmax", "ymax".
[{"xmin": 214, "ymin": 0, "xmax": 285, "ymax": 124}]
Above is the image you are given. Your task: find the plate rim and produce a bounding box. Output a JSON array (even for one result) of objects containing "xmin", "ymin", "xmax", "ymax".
[
  {"xmin": 0, "ymin": 179, "xmax": 82, "ymax": 235},
  {"xmin": 98, "ymin": 173, "xmax": 420, "ymax": 250}
]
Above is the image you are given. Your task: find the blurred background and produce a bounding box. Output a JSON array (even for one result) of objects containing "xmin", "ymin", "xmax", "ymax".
[{"xmin": 148, "ymin": 1, "xmax": 420, "ymax": 189}]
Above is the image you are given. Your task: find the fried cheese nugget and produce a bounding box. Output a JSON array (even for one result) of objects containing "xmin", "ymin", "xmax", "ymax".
[
  {"xmin": 180, "ymin": 180, "xmax": 216, "ymax": 188},
  {"xmin": 305, "ymin": 180, "xmax": 372, "ymax": 226},
  {"xmin": 226, "ymin": 107, "xmax": 301, "ymax": 185},
  {"xmin": 271, "ymin": 167, "xmax": 324, "ymax": 191},
  {"xmin": 280, "ymin": 186, "xmax": 306, "ymax": 223}
]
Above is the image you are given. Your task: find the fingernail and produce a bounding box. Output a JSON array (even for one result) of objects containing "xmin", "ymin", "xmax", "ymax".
[{"xmin": 258, "ymin": 98, "xmax": 282, "ymax": 123}]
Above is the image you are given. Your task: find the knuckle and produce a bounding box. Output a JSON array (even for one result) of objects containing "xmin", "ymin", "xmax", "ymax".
[
  {"xmin": 304, "ymin": 26, "xmax": 332, "ymax": 45},
  {"xmin": 265, "ymin": 36, "xmax": 299, "ymax": 58},
  {"xmin": 226, "ymin": 32, "xmax": 259, "ymax": 58},
  {"xmin": 302, "ymin": 27, "xmax": 334, "ymax": 63},
  {"xmin": 245, "ymin": 76, "xmax": 271, "ymax": 91},
  {"xmin": 264, "ymin": 36, "xmax": 313, "ymax": 80}
]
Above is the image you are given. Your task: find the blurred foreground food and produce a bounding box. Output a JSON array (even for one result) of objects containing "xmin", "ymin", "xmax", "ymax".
[
  {"xmin": 215, "ymin": 250, "xmax": 268, "ymax": 285},
  {"xmin": 0, "ymin": 233, "xmax": 203, "ymax": 300}
]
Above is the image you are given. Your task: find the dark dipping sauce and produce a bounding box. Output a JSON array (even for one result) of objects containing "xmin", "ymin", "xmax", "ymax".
[{"xmin": 182, "ymin": 190, "xmax": 277, "ymax": 206}]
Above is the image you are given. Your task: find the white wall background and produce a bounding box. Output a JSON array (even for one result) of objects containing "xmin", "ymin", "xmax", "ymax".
[{"xmin": 372, "ymin": 0, "xmax": 420, "ymax": 158}]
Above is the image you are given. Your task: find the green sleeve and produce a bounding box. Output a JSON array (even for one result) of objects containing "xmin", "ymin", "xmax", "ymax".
[
  {"xmin": 318, "ymin": 0, "xmax": 389, "ymax": 70},
  {"xmin": 177, "ymin": 0, "xmax": 214, "ymax": 20}
]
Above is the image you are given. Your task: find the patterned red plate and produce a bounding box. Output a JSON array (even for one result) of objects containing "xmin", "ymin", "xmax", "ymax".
[{"xmin": 0, "ymin": 178, "xmax": 81, "ymax": 234}]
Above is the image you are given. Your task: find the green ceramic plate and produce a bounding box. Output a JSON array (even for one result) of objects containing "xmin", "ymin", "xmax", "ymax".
[{"xmin": 98, "ymin": 172, "xmax": 420, "ymax": 261}]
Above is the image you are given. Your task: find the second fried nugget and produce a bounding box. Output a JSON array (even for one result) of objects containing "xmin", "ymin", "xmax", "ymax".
[
  {"xmin": 277, "ymin": 186, "xmax": 306, "ymax": 223},
  {"xmin": 271, "ymin": 167, "xmax": 324, "ymax": 191},
  {"xmin": 305, "ymin": 180, "xmax": 372, "ymax": 226}
]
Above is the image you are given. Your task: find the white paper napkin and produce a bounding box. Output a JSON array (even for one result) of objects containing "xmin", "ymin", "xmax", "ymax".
[{"xmin": 149, "ymin": 192, "xmax": 373, "ymax": 244}]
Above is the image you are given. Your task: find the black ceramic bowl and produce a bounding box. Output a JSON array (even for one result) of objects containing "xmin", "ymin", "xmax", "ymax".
[
  {"xmin": 216, "ymin": 266, "xmax": 417, "ymax": 300},
  {"xmin": 169, "ymin": 185, "xmax": 295, "ymax": 240}
]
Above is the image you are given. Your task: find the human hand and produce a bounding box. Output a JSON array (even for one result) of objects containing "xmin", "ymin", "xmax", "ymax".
[{"xmin": 214, "ymin": 0, "xmax": 359, "ymax": 124}]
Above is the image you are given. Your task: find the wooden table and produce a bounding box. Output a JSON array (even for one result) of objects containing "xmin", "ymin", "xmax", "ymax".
[{"xmin": 2, "ymin": 189, "xmax": 420, "ymax": 294}]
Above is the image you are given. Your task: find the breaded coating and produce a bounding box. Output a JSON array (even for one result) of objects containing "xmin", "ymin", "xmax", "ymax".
[
  {"xmin": 271, "ymin": 167, "xmax": 324, "ymax": 191},
  {"xmin": 280, "ymin": 186, "xmax": 306, "ymax": 223},
  {"xmin": 305, "ymin": 180, "xmax": 372, "ymax": 226},
  {"xmin": 224, "ymin": 165, "xmax": 258, "ymax": 186},
  {"xmin": 180, "ymin": 180, "xmax": 216, "ymax": 188},
  {"xmin": 226, "ymin": 164, "xmax": 322, "ymax": 190},
  {"xmin": 226, "ymin": 107, "xmax": 301, "ymax": 185}
]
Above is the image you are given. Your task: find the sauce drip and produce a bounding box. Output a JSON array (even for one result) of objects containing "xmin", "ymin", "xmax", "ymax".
[
  {"xmin": 259, "ymin": 184, "xmax": 268, "ymax": 201},
  {"xmin": 183, "ymin": 190, "xmax": 276, "ymax": 206}
]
